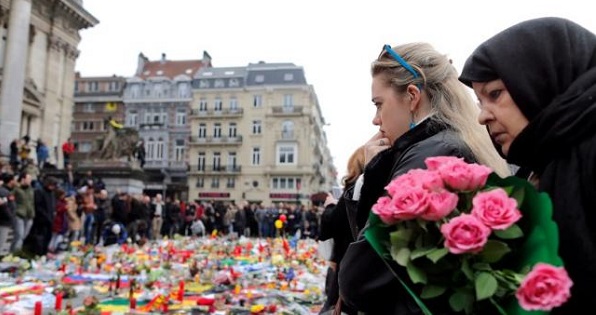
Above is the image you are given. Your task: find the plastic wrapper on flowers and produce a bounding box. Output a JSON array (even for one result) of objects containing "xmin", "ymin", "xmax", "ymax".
[{"xmin": 364, "ymin": 156, "xmax": 572, "ymax": 315}]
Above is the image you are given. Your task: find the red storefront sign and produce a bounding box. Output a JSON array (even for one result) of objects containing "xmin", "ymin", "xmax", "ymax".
[
  {"xmin": 198, "ymin": 192, "xmax": 230, "ymax": 198},
  {"xmin": 269, "ymin": 193, "xmax": 300, "ymax": 199}
]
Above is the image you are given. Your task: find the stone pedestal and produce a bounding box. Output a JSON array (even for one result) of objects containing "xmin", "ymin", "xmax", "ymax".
[{"xmin": 76, "ymin": 160, "xmax": 147, "ymax": 196}]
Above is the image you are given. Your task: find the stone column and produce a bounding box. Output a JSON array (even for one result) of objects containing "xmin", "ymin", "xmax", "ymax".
[{"xmin": 0, "ymin": 0, "xmax": 32, "ymax": 156}]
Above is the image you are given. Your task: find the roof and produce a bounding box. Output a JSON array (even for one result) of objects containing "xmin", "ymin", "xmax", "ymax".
[
  {"xmin": 194, "ymin": 66, "xmax": 247, "ymax": 78},
  {"xmin": 138, "ymin": 60, "xmax": 205, "ymax": 80}
]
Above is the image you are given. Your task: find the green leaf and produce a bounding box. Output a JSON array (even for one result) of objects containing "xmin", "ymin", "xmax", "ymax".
[
  {"xmin": 501, "ymin": 186, "xmax": 514, "ymax": 195},
  {"xmin": 391, "ymin": 247, "xmax": 411, "ymax": 267},
  {"xmin": 411, "ymin": 247, "xmax": 436, "ymax": 260},
  {"xmin": 461, "ymin": 258, "xmax": 474, "ymax": 280},
  {"xmin": 494, "ymin": 224, "xmax": 524, "ymax": 239},
  {"xmin": 421, "ymin": 285, "xmax": 447, "ymax": 299},
  {"xmin": 390, "ymin": 229, "xmax": 413, "ymax": 246},
  {"xmin": 426, "ymin": 247, "xmax": 449, "ymax": 263},
  {"xmin": 449, "ymin": 290, "xmax": 474, "ymax": 313},
  {"xmin": 406, "ymin": 261, "xmax": 427, "ymax": 284},
  {"xmin": 479, "ymin": 240, "xmax": 511, "ymax": 263},
  {"xmin": 510, "ymin": 185, "xmax": 525, "ymax": 206},
  {"xmin": 475, "ymin": 272, "xmax": 498, "ymax": 300}
]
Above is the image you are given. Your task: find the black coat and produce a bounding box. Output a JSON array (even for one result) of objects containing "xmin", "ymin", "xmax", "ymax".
[
  {"xmin": 338, "ymin": 120, "xmax": 475, "ymax": 314},
  {"xmin": 460, "ymin": 17, "xmax": 596, "ymax": 313}
]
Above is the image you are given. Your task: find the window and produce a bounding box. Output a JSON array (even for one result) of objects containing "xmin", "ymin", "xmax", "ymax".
[
  {"xmin": 229, "ymin": 97, "xmax": 238, "ymax": 110},
  {"xmin": 272, "ymin": 177, "xmax": 301, "ymax": 189},
  {"xmin": 161, "ymin": 111, "xmax": 167, "ymax": 124},
  {"xmin": 82, "ymin": 103, "xmax": 94, "ymax": 113},
  {"xmin": 199, "ymin": 80, "xmax": 209, "ymax": 88},
  {"xmin": 253, "ymin": 94, "xmax": 262, "ymax": 107},
  {"xmin": 126, "ymin": 111, "xmax": 138, "ymax": 126},
  {"xmin": 74, "ymin": 83, "xmax": 79, "ymax": 92},
  {"xmin": 252, "ymin": 120, "xmax": 262, "ymax": 134},
  {"xmin": 199, "ymin": 98, "xmax": 208, "ymax": 112},
  {"xmin": 176, "ymin": 109, "xmax": 186, "ymax": 126},
  {"xmin": 211, "ymin": 177, "xmax": 220, "ymax": 188},
  {"xmin": 252, "ymin": 147, "xmax": 261, "ymax": 165},
  {"xmin": 154, "ymin": 83, "xmax": 163, "ymax": 97},
  {"xmin": 82, "ymin": 121, "xmax": 94, "ymax": 131},
  {"xmin": 214, "ymin": 79, "xmax": 224, "ymax": 88},
  {"xmin": 228, "ymin": 122, "xmax": 237, "ymax": 137},
  {"xmin": 196, "ymin": 177, "xmax": 204, "ymax": 188},
  {"xmin": 213, "ymin": 152, "xmax": 221, "ymax": 170},
  {"xmin": 156, "ymin": 138, "xmax": 164, "ymax": 159},
  {"xmin": 197, "ymin": 152, "xmax": 206, "ymax": 171},
  {"xmin": 109, "ymin": 81, "xmax": 120, "ymax": 91},
  {"xmin": 284, "ymin": 73, "xmax": 294, "ymax": 81},
  {"xmin": 130, "ymin": 85, "xmax": 140, "ymax": 98},
  {"xmin": 227, "ymin": 152, "xmax": 237, "ymax": 170},
  {"xmin": 213, "ymin": 123, "xmax": 222, "ymax": 138},
  {"xmin": 281, "ymin": 120, "xmax": 294, "ymax": 139},
  {"xmin": 277, "ymin": 144, "xmax": 296, "ymax": 165},
  {"xmin": 226, "ymin": 177, "xmax": 235, "ymax": 188},
  {"xmin": 283, "ymin": 94, "xmax": 293, "ymax": 107},
  {"xmin": 255, "ymin": 74, "xmax": 264, "ymax": 83},
  {"xmin": 87, "ymin": 81, "xmax": 98, "ymax": 92},
  {"xmin": 174, "ymin": 139, "xmax": 185, "ymax": 161},
  {"xmin": 147, "ymin": 138, "xmax": 155, "ymax": 160},
  {"xmin": 214, "ymin": 98, "xmax": 223, "ymax": 111},
  {"xmin": 229, "ymin": 78, "xmax": 239, "ymax": 87},
  {"xmin": 198, "ymin": 123, "xmax": 207, "ymax": 138},
  {"xmin": 178, "ymin": 83, "xmax": 189, "ymax": 97}
]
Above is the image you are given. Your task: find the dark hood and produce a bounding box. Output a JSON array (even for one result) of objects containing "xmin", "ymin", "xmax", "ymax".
[{"xmin": 459, "ymin": 17, "xmax": 596, "ymax": 171}]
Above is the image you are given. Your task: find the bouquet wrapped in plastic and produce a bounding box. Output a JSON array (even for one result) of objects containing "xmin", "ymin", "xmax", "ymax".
[{"xmin": 365, "ymin": 156, "xmax": 572, "ymax": 314}]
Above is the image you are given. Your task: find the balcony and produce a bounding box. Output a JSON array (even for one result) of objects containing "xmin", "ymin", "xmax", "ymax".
[
  {"xmin": 189, "ymin": 108, "xmax": 244, "ymax": 119},
  {"xmin": 168, "ymin": 160, "xmax": 188, "ymax": 171},
  {"xmin": 139, "ymin": 122, "xmax": 165, "ymax": 130},
  {"xmin": 268, "ymin": 105, "xmax": 304, "ymax": 117},
  {"xmin": 189, "ymin": 165, "xmax": 242, "ymax": 174},
  {"xmin": 189, "ymin": 135, "xmax": 243, "ymax": 146}
]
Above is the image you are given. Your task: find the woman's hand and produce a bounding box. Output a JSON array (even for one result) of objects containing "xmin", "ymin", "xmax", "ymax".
[
  {"xmin": 323, "ymin": 193, "xmax": 337, "ymax": 208},
  {"xmin": 364, "ymin": 132, "xmax": 391, "ymax": 165}
]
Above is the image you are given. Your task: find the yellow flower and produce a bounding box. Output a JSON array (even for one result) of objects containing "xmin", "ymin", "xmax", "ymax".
[{"xmin": 250, "ymin": 304, "xmax": 265, "ymax": 312}]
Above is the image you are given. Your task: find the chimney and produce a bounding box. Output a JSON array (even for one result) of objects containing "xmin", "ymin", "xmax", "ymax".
[
  {"xmin": 202, "ymin": 50, "xmax": 212, "ymax": 68},
  {"xmin": 161, "ymin": 53, "xmax": 166, "ymax": 64},
  {"xmin": 135, "ymin": 52, "xmax": 148, "ymax": 76}
]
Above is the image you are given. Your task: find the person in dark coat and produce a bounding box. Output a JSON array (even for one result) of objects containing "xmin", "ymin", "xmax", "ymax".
[
  {"xmin": 459, "ymin": 17, "xmax": 596, "ymax": 314},
  {"xmin": 318, "ymin": 145, "xmax": 365, "ymax": 315},
  {"xmin": 337, "ymin": 42, "xmax": 510, "ymax": 314},
  {"xmin": 0, "ymin": 173, "xmax": 17, "ymax": 254},
  {"xmin": 24, "ymin": 176, "xmax": 58, "ymax": 256}
]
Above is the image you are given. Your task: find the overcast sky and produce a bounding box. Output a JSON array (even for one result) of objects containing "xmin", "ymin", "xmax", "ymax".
[{"xmin": 75, "ymin": 0, "xmax": 596, "ymax": 182}]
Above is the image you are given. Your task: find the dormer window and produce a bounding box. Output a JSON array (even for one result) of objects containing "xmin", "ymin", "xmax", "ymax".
[
  {"xmin": 199, "ymin": 80, "xmax": 209, "ymax": 88},
  {"xmin": 214, "ymin": 79, "xmax": 225, "ymax": 88},
  {"xmin": 255, "ymin": 74, "xmax": 264, "ymax": 83},
  {"xmin": 284, "ymin": 73, "xmax": 294, "ymax": 81}
]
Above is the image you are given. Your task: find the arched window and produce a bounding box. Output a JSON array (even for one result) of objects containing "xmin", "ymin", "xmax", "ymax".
[{"xmin": 281, "ymin": 120, "xmax": 294, "ymax": 139}]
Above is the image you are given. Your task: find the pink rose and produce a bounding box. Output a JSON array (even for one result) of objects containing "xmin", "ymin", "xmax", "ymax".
[
  {"xmin": 372, "ymin": 196, "xmax": 398, "ymax": 225},
  {"xmin": 420, "ymin": 190, "xmax": 458, "ymax": 221},
  {"xmin": 389, "ymin": 187, "xmax": 430, "ymax": 221},
  {"xmin": 516, "ymin": 263, "xmax": 573, "ymax": 311},
  {"xmin": 407, "ymin": 169, "xmax": 444, "ymax": 191},
  {"xmin": 385, "ymin": 172, "xmax": 422, "ymax": 195},
  {"xmin": 427, "ymin": 157, "xmax": 493, "ymax": 191},
  {"xmin": 440, "ymin": 214, "xmax": 491, "ymax": 254},
  {"xmin": 472, "ymin": 188, "xmax": 522, "ymax": 230}
]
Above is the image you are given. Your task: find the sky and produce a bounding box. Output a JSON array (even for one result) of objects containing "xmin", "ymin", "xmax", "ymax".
[{"xmin": 75, "ymin": 0, "xmax": 596, "ymax": 182}]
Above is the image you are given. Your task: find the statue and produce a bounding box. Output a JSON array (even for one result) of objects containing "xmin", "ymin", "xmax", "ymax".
[{"xmin": 97, "ymin": 118, "xmax": 139, "ymax": 161}]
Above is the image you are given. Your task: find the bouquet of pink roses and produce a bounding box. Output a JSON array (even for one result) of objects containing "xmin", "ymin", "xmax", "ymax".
[{"xmin": 365, "ymin": 156, "xmax": 572, "ymax": 315}]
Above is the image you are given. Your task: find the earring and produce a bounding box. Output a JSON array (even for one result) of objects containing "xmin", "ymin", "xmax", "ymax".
[{"xmin": 409, "ymin": 112, "xmax": 416, "ymax": 130}]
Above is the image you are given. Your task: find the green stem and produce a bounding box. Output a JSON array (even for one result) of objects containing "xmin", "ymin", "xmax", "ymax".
[{"xmin": 489, "ymin": 297, "xmax": 509, "ymax": 315}]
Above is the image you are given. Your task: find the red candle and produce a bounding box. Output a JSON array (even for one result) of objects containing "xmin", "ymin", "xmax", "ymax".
[
  {"xmin": 130, "ymin": 297, "xmax": 137, "ymax": 309},
  {"xmin": 178, "ymin": 280, "xmax": 185, "ymax": 301},
  {"xmin": 34, "ymin": 301, "xmax": 42, "ymax": 315},
  {"xmin": 55, "ymin": 292, "xmax": 63, "ymax": 310}
]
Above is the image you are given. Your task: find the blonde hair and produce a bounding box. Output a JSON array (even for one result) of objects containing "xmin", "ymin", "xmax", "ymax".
[
  {"xmin": 342, "ymin": 145, "xmax": 366, "ymax": 187},
  {"xmin": 372, "ymin": 43, "xmax": 510, "ymax": 177}
]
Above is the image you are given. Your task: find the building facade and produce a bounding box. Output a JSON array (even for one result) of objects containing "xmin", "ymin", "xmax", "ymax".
[
  {"xmin": 122, "ymin": 52, "xmax": 212, "ymax": 200},
  {"xmin": 189, "ymin": 62, "xmax": 337, "ymax": 206},
  {"xmin": 0, "ymin": 0, "xmax": 98, "ymax": 164},
  {"xmin": 71, "ymin": 73, "xmax": 126, "ymax": 162}
]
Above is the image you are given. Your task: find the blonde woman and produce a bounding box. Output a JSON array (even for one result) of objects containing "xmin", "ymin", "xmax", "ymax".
[{"xmin": 338, "ymin": 43, "xmax": 509, "ymax": 314}]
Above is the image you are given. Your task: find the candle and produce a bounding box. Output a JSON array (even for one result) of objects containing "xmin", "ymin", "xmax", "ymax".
[
  {"xmin": 34, "ymin": 301, "xmax": 42, "ymax": 315},
  {"xmin": 178, "ymin": 280, "xmax": 185, "ymax": 301},
  {"xmin": 55, "ymin": 292, "xmax": 63, "ymax": 310},
  {"xmin": 130, "ymin": 297, "xmax": 137, "ymax": 309}
]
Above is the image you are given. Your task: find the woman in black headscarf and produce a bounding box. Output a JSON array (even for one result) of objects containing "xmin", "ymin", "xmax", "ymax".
[{"xmin": 459, "ymin": 17, "xmax": 596, "ymax": 314}]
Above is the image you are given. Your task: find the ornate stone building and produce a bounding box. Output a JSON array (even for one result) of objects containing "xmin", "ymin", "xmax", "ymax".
[
  {"xmin": 0, "ymin": 0, "xmax": 97, "ymax": 165},
  {"xmin": 122, "ymin": 52, "xmax": 212, "ymax": 200},
  {"xmin": 189, "ymin": 62, "xmax": 337, "ymax": 206}
]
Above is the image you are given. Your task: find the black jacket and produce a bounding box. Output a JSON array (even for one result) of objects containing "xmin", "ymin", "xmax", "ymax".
[{"xmin": 338, "ymin": 120, "xmax": 475, "ymax": 314}]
